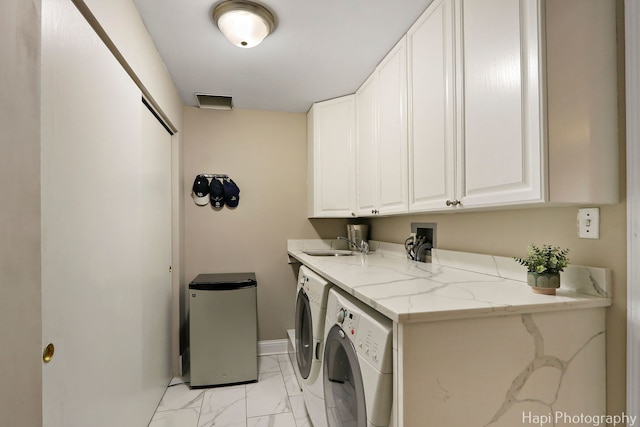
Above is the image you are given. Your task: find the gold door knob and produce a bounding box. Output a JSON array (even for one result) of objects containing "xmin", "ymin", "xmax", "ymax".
[{"xmin": 43, "ymin": 343, "xmax": 55, "ymax": 363}]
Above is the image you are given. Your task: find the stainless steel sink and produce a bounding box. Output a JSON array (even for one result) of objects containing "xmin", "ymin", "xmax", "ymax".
[{"xmin": 302, "ymin": 249, "xmax": 355, "ymax": 256}]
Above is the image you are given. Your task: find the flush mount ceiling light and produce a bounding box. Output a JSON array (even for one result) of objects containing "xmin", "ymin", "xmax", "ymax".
[{"xmin": 212, "ymin": 0, "xmax": 276, "ymax": 48}]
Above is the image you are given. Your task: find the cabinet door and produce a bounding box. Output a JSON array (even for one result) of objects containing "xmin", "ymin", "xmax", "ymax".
[
  {"xmin": 308, "ymin": 96, "xmax": 356, "ymax": 218},
  {"xmin": 377, "ymin": 37, "xmax": 409, "ymax": 215},
  {"xmin": 408, "ymin": 0, "xmax": 456, "ymax": 212},
  {"xmin": 457, "ymin": 0, "xmax": 544, "ymax": 207},
  {"xmin": 356, "ymin": 74, "xmax": 379, "ymax": 216}
]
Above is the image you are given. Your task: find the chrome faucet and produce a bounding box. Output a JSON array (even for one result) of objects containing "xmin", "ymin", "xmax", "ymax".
[{"xmin": 337, "ymin": 236, "xmax": 369, "ymax": 254}]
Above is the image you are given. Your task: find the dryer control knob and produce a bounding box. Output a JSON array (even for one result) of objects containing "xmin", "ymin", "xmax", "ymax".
[{"xmin": 336, "ymin": 309, "xmax": 345, "ymax": 324}]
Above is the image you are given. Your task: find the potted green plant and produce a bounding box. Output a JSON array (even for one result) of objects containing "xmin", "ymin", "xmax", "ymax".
[{"xmin": 514, "ymin": 244, "xmax": 570, "ymax": 295}]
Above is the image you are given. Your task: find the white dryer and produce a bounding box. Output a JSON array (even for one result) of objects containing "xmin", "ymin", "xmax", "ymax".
[
  {"xmin": 323, "ymin": 287, "xmax": 393, "ymax": 427},
  {"xmin": 295, "ymin": 265, "xmax": 333, "ymax": 427}
]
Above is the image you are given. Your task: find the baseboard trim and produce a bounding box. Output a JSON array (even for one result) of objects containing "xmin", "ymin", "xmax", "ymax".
[{"xmin": 258, "ymin": 339, "xmax": 289, "ymax": 356}]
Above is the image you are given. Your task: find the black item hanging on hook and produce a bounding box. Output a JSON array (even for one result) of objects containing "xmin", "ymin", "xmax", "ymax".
[
  {"xmin": 210, "ymin": 178, "xmax": 225, "ymax": 208},
  {"xmin": 222, "ymin": 178, "xmax": 240, "ymax": 208},
  {"xmin": 192, "ymin": 174, "xmax": 240, "ymax": 209},
  {"xmin": 192, "ymin": 175, "xmax": 210, "ymax": 206}
]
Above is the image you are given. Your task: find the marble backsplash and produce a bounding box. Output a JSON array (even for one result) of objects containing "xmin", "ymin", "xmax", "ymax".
[
  {"xmin": 432, "ymin": 248, "xmax": 611, "ymax": 298},
  {"xmin": 288, "ymin": 239, "xmax": 611, "ymax": 299},
  {"xmin": 288, "ymin": 239, "xmax": 611, "ymax": 298}
]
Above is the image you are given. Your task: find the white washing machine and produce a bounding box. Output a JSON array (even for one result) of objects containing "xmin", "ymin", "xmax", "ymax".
[
  {"xmin": 295, "ymin": 265, "xmax": 333, "ymax": 427},
  {"xmin": 323, "ymin": 287, "xmax": 393, "ymax": 427}
]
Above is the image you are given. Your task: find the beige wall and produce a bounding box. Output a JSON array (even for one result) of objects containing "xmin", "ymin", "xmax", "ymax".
[
  {"xmin": 369, "ymin": 203, "xmax": 627, "ymax": 415},
  {"xmin": 0, "ymin": 0, "xmax": 42, "ymax": 426},
  {"xmin": 183, "ymin": 107, "xmax": 347, "ymax": 343}
]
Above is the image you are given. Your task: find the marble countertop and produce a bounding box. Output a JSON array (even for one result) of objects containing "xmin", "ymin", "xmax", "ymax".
[{"xmin": 287, "ymin": 240, "xmax": 612, "ymax": 323}]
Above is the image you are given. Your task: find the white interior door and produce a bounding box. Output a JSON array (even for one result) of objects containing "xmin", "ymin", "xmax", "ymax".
[
  {"xmin": 41, "ymin": 0, "xmax": 172, "ymax": 425},
  {"xmin": 139, "ymin": 103, "xmax": 173, "ymax": 411}
]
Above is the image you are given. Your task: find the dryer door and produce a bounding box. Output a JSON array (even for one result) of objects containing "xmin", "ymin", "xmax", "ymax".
[
  {"xmin": 323, "ymin": 324, "xmax": 366, "ymax": 427},
  {"xmin": 295, "ymin": 288, "xmax": 313, "ymax": 379}
]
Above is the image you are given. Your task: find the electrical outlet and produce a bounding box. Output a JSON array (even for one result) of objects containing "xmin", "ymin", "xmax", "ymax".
[{"xmin": 577, "ymin": 208, "xmax": 600, "ymax": 239}]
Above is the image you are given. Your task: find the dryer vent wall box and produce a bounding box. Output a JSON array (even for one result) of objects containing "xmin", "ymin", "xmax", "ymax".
[{"xmin": 188, "ymin": 272, "xmax": 258, "ymax": 388}]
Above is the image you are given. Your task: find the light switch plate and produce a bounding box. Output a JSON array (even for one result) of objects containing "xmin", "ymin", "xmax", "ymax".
[{"xmin": 577, "ymin": 208, "xmax": 600, "ymax": 239}]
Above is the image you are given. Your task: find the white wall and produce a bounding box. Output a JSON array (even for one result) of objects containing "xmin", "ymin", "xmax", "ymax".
[{"xmin": 0, "ymin": 0, "xmax": 43, "ymax": 426}]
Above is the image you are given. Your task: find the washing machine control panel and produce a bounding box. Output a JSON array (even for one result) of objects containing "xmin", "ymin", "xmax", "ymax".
[
  {"xmin": 299, "ymin": 266, "xmax": 331, "ymax": 309},
  {"xmin": 335, "ymin": 306, "xmax": 360, "ymax": 332},
  {"xmin": 302, "ymin": 275, "xmax": 322, "ymax": 306},
  {"xmin": 334, "ymin": 303, "xmax": 391, "ymax": 371}
]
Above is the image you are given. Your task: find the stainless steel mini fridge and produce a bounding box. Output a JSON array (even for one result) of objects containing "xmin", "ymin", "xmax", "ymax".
[{"xmin": 188, "ymin": 272, "xmax": 258, "ymax": 387}]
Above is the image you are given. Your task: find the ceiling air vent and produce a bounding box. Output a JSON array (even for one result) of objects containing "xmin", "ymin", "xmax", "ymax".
[{"xmin": 195, "ymin": 93, "xmax": 233, "ymax": 110}]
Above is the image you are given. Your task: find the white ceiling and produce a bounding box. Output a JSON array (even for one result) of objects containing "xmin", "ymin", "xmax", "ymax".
[{"xmin": 132, "ymin": 0, "xmax": 434, "ymax": 113}]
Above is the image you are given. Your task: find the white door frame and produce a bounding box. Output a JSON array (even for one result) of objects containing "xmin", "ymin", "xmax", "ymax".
[{"xmin": 627, "ymin": 0, "xmax": 640, "ymax": 418}]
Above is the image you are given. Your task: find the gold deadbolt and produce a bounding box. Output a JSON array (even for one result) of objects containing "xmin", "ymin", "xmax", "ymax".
[{"xmin": 43, "ymin": 343, "xmax": 55, "ymax": 363}]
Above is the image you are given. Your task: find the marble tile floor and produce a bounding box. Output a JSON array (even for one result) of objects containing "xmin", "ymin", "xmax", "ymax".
[{"xmin": 149, "ymin": 354, "xmax": 312, "ymax": 427}]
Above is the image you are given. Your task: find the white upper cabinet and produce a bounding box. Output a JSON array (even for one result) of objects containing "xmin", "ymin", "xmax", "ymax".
[
  {"xmin": 407, "ymin": 0, "xmax": 456, "ymax": 212},
  {"xmin": 307, "ymin": 95, "xmax": 356, "ymax": 218},
  {"xmin": 356, "ymin": 74, "xmax": 378, "ymax": 216},
  {"xmin": 377, "ymin": 37, "xmax": 409, "ymax": 215},
  {"xmin": 408, "ymin": 0, "xmax": 618, "ymax": 212},
  {"xmin": 409, "ymin": 0, "xmax": 543, "ymax": 212},
  {"xmin": 356, "ymin": 37, "xmax": 408, "ymax": 216},
  {"xmin": 309, "ymin": 0, "xmax": 618, "ymax": 218},
  {"xmin": 456, "ymin": 0, "xmax": 544, "ymax": 208}
]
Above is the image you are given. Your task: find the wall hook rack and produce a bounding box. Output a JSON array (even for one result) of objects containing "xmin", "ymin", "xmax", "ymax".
[{"xmin": 202, "ymin": 174, "xmax": 229, "ymax": 179}]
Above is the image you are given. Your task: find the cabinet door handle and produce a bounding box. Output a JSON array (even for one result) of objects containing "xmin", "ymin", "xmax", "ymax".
[{"xmin": 446, "ymin": 200, "xmax": 461, "ymax": 207}]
